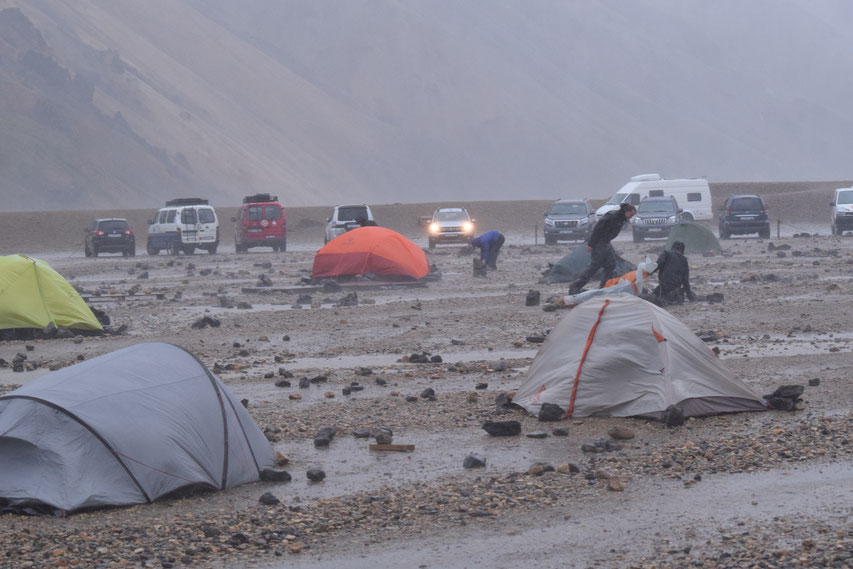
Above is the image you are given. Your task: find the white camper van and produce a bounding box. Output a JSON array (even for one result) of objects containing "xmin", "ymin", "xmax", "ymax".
[{"xmin": 595, "ymin": 174, "xmax": 712, "ymax": 222}]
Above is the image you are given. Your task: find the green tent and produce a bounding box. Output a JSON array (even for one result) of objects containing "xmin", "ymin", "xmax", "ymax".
[
  {"xmin": 0, "ymin": 255, "xmax": 102, "ymax": 331},
  {"xmin": 546, "ymin": 245, "xmax": 634, "ymax": 283},
  {"xmin": 665, "ymin": 223, "xmax": 722, "ymax": 254}
]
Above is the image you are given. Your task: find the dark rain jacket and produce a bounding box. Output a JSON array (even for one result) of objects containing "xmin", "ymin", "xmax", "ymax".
[
  {"xmin": 655, "ymin": 249, "xmax": 694, "ymax": 298},
  {"xmin": 587, "ymin": 210, "xmax": 630, "ymax": 250}
]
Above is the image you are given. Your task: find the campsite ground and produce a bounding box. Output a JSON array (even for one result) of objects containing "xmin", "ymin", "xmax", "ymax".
[{"xmin": 1, "ymin": 190, "xmax": 852, "ymax": 568}]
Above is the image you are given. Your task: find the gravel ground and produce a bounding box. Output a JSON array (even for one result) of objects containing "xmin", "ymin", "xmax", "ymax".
[{"xmin": 1, "ymin": 217, "xmax": 852, "ymax": 568}]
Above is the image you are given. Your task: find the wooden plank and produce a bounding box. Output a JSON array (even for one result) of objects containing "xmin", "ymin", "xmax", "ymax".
[{"xmin": 369, "ymin": 443, "xmax": 415, "ymax": 452}]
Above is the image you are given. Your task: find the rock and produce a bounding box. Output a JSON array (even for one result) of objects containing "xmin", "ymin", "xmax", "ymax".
[
  {"xmin": 259, "ymin": 469, "xmax": 292, "ymax": 482},
  {"xmin": 430, "ymin": 355, "xmax": 443, "ymax": 363},
  {"xmin": 538, "ymin": 403, "xmax": 565, "ymax": 422},
  {"xmin": 309, "ymin": 375, "xmax": 328, "ymax": 384},
  {"xmin": 696, "ymin": 330, "xmax": 719, "ymax": 342},
  {"xmin": 405, "ymin": 395, "xmax": 417, "ymax": 402},
  {"xmin": 420, "ymin": 387, "xmax": 436, "ymax": 399},
  {"xmin": 258, "ymin": 492, "xmax": 280, "ymax": 505},
  {"xmin": 608, "ymin": 426, "xmax": 635, "ymax": 440},
  {"xmin": 526, "ymin": 335, "xmax": 546, "ymax": 343},
  {"xmin": 491, "ymin": 361, "xmax": 509, "ymax": 372},
  {"xmin": 288, "ymin": 393, "xmax": 302, "ymax": 400},
  {"xmin": 324, "ymin": 391, "xmax": 335, "ymax": 398},
  {"xmin": 482, "ymin": 420, "xmax": 521, "ymax": 437},
  {"xmin": 525, "ymin": 290, "xmax": 541, "ymax": 306},
  {"xmin": 473, "ymin": 258, "xmax": 488, "ymax": 277},
  {"xmin": 662, "ymin": 405, "xmax": 685, "ymax": 427},
  {"xmin": 355, "ymin": 367, "xmax": 373, "ymax": 376},
  {"xmin": 466, "ymin": 391, "xmax": 479, "ymax": 402},
  {"xmin": 581, "ymin": 444, "xmax": 603, "ymax": 453},
  {"xmin": 374, "ymin": 377, "xmax": 387, "ymax": 386},
  {"xmin": 808, "ymin": 378, "xmax": 820, "ymax": 386},
  {"xmin": 353, "ymin": 428, "xmax": 371, "ymax": 439},
  {"xmin": 475, "ymin": 382, "xmax": 488, "ymax": 390},
  {"xmin": 526, "ymin": 431, "xmax": 548, "ymax": 439},
  {"xmin": 552, "ymin": 428, "xmax": 569, "ymax": 437},
  {"xmin": 240, "ymin": 399, "xmax": 249, "ymax": 408},
  {"xmin": 342, "ymin": 386, "xmax": 352, "ymax": 396},
  {"xmin": 306, "ymin": 469, "xmax": 326, "ymax": 482},
  {"xmin": 607, "ymin": 477, "xmax": 625, "ymax": 491},
  {"xmin": 462, "ymin": 454, "xmax": 487, "ymax": 469},
  {"xmin": 274, "ymin": 451, "xmax": 289, "ymax": 466},
  {"xmin": 274, "ymin": 379, "xmax": 291, "ymax": 388},
  {"xmin": 313, "ymin": 426, "xmax": 337, "ymax": 447},
  {"xmin": 372, "ymin": 426, "xmax": 393, "ymax": 445},
  {"xmin": 298, "ymin": 377, "xmax": 310, "ymax": 388}
]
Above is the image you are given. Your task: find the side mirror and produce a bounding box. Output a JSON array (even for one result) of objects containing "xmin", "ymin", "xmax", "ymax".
[{"xmin": 230, "ymin": 216, "xmax": 237, "ymax": 222}]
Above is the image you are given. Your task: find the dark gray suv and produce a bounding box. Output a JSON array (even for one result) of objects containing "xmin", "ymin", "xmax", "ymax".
[
  {"xmin": 631, "ymin": 196, "xmax": 683, "ymax": 242},
  {"xmin": 718, "ymin": 194, "xmax": 770, "ymax": 239},
  {"xmin": 543, "ymin": 199, "xmax": 595, "ymax": 244}
]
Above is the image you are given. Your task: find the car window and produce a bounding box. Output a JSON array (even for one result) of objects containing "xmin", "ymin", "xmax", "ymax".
[
  {"xmin": 434, "ymin": 211, "xmax": 469, "ymax": 222},
  {"xmin": 550, "ymin": 203, "xmax": 587, "ymax": 215},
  {"xmin": 264, "ymin": 205, "xmax": 282, "ymax": 220},
  {"xmin": 159, "ymin": 211, "xmax": 169, "ymax": 224},
  {"xmin": 836, "ymin": 190, "xmax": 853, "ymax": 205},
  {"xmin": 638, "ymin": 200, "xmax": 675, "ymax": 214},
  {"xmin": 247, "ymin": 205, "xmax": 263, "ymax": 221},
  {"xmin": 166, "ymin": 210, "xmax": 176, "ymax": 223},
  {"xmin": 628, "ymin": 194, "xmax": 641, "ymax": 205},
  {"xmin": 198, "ymin": 208, "xmax": 216, "ymax": 224},
  {"xmin": 686, "ymin": 192, "xmax": 702, "ymax": 202},
  {"xmin": 606, "ymin": 193, "xmax": 627, "ymax": 205},
  {"xmin": 338, "ymin": 206, "xmax": 368, "ymax": 221},
  {"xmin": 97, "ymin": 220, "xmax": 129, "ymax": 232},
  {"xmin": 648, "ymin": 190, "xmax": 664, "ymax": 197},
  {"xmin": 731, "ymin": 197, "xmax": 763, "ymax": 210},
  {"xmin": 181, "ymin": 209, "xmax": 197, "ymax": 224}
]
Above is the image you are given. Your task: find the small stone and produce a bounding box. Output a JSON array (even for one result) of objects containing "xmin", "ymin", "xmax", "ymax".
[
  {"xmin": 538, "ymin": 402, "xmax": 565, "ymax": 422},
  {"xmin": 607, "ymin": 477, "xmax": 624, "ymax": 491},
  {"xmin": 462, "ymin": 454, "xmax": 487, "ymax": 469},
  {"xmin": 258, "ymin": 492, "xmax": 280, "ymax": 505},
  {"xmin": 466, "ymin": 391, "xmax": 479, "ymax": 402},
  {"xmin": 306, "ymin": 469, "xmax": 326, "ymax": 482},
  {"xmin": 288, "ymin": 393, "xmax": 302, "ymax": 400},
  {"xmin": 808, "ymin": 378, "xmax": 820, "ymax": 386},
  {"xmin": 324, "ymin": 391, "xmax": 335, "ymax": 398},
  {"xmin": 275, "ymin": 451, "xmax": 289, "ymax": 466},
  {"xmin": 482, "ymin": 421, "xmax": 521, "ymax": 437},
  {"xmin": 526, "ymin": 431, "xmax": 548, "ymax": 439},
  {"xmin": 475, "ymin": 382, "xmax": 488, "ymax": 390},
  {"xmin": 552, "ymin": 428, "xmax": 569, "ymax": 437},
  {"xmin": 607, "ymin": 426, "xmax": 635, "ymax": 440}
]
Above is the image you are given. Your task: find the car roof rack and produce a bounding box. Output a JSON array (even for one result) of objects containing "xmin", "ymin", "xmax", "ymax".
[
  {"xmin": 165, "ymin": 198, "xmax": 209, "ymax": 206},
  {"xmin": 243, "ymin": 193, "xmax": 278, "ymax": 204}
]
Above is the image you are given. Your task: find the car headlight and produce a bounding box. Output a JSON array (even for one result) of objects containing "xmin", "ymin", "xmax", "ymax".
[
  {"xmin": 632, "ymin": 218, "xmax": 643, "ymax": 225},
  {"xmin": 667, "ymin": 215, "xmax": 678, "ymax": 223},
  {"xmin": 463, "ymin": 222, "xmax": 473, "ymax": 232},
  {"xmin": 429, "ymin": 223, "xmax": 440, "ymax": 233},
  {"xmin": 544, "ymin": 218, "xmax": 555, "ymax": 227},
  {"xmin": 577, "ymin": 218, "xmax": 589, "ymax": 226}
]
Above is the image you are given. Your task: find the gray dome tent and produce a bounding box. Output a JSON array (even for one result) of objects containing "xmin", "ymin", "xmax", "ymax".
[
  {"xmin": 0, "ymin": 343, "xmax": 276, "ymax": 513},
  {"xmin": 545, "ymin": 244, "xmax": 634, "ymax": 283}
]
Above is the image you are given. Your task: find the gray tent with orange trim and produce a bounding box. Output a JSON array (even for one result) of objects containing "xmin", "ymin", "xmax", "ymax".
[{"xmin": 513, "ymin": 294, "xmax": 767, "ymax": 420}]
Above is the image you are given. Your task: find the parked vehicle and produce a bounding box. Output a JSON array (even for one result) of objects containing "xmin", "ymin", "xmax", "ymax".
[
  {"xmin": 232, "ymin": 194, "xmax": 286, "ymax": 253},
  {"xmin": 830, "ymin": 187, "xmax": 853, "ymax": 236},
  {"xmin": 147, "ymin": 198, "xmax": 219, "ymax": 255},
  {"xmin": 596, "ymin": 174, "xmax": 712, "ymax": 222},
  {"xmin": 631, "ymin": 196, "xmax": 684, "ymax": 242},
  {"xmin": 324, "ymin": 204, "xmax": 375, "ymax": 244},
  {"xmin": 718, "ymin": 194, "xmax": 770, "ymax": 239},
  {"xmin": 427, "ymin": 207, "xmax": 475, "ymax": 248},
  {"xmin": 84, "ymin": 218, "xmax": 135, "ymax": 257},
  {"xmin": 543, "ymin": 199, "xmax": 596, "ymax": 244}
]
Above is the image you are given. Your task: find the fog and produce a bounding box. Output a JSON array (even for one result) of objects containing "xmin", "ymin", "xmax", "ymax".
[{"xmin": 3, "ymin": 0, "xmax": 852, "ymax": 210}]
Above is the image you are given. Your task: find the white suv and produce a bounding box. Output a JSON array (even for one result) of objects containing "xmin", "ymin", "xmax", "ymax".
[
  {"xmin": 830, "ymin": 187, "xmax": 853, "ymax": 236},
  {"xmin": 427, "ymin": 207, "xmax": 475, "ymax": 248},
  {"xmin": 147, "ymin": 198, "xmax": 219, "ymax": 255},
  {"xmin": 324, "ymin": 204, "xmax": 375, "ymax": 243}
]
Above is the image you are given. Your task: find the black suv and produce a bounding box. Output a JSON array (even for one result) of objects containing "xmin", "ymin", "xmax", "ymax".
[
  {"xmin": 543, "ymin": 199, "xmax": 596, "ymax": 244},
  {"xmin": 718, "ymin": 194, "xmax": 770, "ymax": 239},
  {"xmin": 84, "ymin": 218, "xmax": 136, "ymax": 257}
]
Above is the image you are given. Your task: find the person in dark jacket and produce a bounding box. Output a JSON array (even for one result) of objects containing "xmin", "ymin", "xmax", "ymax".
[
  {"xmin": 569, "ymin": 203, "xmax": 636, "ymax": 294},
  {"xmin": 470, "ymin": 230, "xmax": 505, "ymax": 270},
  {"xmin": 651, "ymin": 240, "xmax": 696, "ymax": 302}
]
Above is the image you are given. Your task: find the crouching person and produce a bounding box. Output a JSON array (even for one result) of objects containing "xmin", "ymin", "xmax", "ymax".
[
  {"xmin": 652, "ymin": 241, "xmax": 696, "ymax": 303},
  {"xmin": 470, "ymin": 231, "xmax": 505, "ymax": 270}
]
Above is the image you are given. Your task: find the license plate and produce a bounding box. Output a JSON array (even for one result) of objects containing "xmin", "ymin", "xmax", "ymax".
[
  {"xmin": 248, "ymin": 228, "xmax": 262, "ymax": 233},
  {"xmin": 647, "ymin": 227, "xmax": 662, "ymax": 232},
  {"xmin": 740, "ymin": 216, "xmax": 756, "ymax": 220},
  {"xmin": 265, "ymin": 235, "xmax": 276, "ymax": 239},
  {"xmin": 108, "ymin": 234, "xmax": 121, "ymax": 238}
]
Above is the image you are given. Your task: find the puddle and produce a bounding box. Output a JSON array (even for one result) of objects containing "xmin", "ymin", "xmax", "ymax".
[
  {"xmin": 255, "ymin": 459, "xmax": 853, "ymax": 569},
  {"xmin": 269, "ymin": 349, "xmax": 538, "ymax": 371},
  {"xmin": 717, "ymin": 331, "xmax": 853, "ymax": 358},
  {"xmin": 0, "ymin": 367, "xmax": 51, "ymax": 387}
]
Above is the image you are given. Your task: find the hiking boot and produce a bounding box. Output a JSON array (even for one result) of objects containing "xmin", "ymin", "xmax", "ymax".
[{"xmin": 568, "ymin": 285, "xmax": 582, "ymax": 296}]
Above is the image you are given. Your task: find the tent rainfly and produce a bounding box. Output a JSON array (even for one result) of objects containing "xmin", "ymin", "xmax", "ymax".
[
  {"xmin": 0, "ymin": 254, "xmax": 102, "ymax": 331},
  {"xmin": 545, "ymin": 245, "xmax": 634, "ymax": 283},
  {"xmin": 0, "ymin": 343, "xmax": 276, "ymax": 513},
  {"xmin": 514, "ymin": 294, "xmax": 768, "ymax": 420},
  {"xmin": 312, "ymin": 226, "xmax": 429, "ymax": 280},
  {"xmin": 665, "ymin": 222, "xmax": 722, "ymax": 254}
]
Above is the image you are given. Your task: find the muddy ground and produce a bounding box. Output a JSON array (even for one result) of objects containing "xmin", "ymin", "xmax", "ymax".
[{"xmin": 0, "ymin": 194, "xmax": 851, "ymax": 568}]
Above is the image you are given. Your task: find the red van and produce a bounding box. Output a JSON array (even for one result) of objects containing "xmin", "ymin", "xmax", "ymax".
[{"xmin": 232, "ymin": 194, "xmax": 286, "ymax": 252}]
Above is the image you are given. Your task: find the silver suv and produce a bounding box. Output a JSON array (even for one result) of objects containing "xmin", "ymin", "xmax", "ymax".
[
  {"xmin": 427, "ymin": 207, "xmax": 475, "ymax": 248},
  {"xmin": 543, "ymin": 199, "xmax": 595, "ymax": 244},
  {"xmin": 631, "ymin": 196, "xmax": 683, "ymax": 242}
]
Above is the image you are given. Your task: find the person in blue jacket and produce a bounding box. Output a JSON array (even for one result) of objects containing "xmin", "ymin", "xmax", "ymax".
[{"xmin": 470, "ymin": 230, "xmax": 505, "ymax": 270}]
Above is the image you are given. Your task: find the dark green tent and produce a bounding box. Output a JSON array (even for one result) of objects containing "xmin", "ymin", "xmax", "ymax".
[
  {"xmin": 665, "ymin": 223, "xmax": 722, "ymax": 254},
  {"xmin": 545, "ymin": 245, "xmax": 634, "ymax": 283}
]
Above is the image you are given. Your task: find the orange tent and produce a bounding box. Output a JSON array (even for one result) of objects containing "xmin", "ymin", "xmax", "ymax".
[{"xmin": 311, "ymin": 227, "xmax": 429, "ymax": 280}]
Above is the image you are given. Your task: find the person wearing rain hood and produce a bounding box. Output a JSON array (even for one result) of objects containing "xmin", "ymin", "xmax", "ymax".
[
  {"xmin": 569, "ymin": 203, "xmax": 636, "ymax": 295},
  {"xmin": 651, "ymin": 240, "xmax": 697, "ymax": 302},
  {"xmin": 470, "ymin": 230, "xmax": 505, "ymax": 270}
]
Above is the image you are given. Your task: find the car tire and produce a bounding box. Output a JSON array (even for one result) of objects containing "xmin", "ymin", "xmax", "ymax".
[
  {"xmin": 632, "ymin": 231, "xmax": 643, "ymax": 243},
  {"xmin": 168, "ymin": 242, "xmax": 180, "ymax": 256},
  {"xmin": 832, "ymin": 222, "xmax": 840, "ymax": 236},
  {"xmin": 681, "ymin": 213, "xmax": 694, "ymax": 222},
  {"xmin": 129, "ymin": 247, "xmax": 136, "ymax": 257},
  {"xmin": 759, "ymin": 228, "xmax": 770, "ymax": 239},
  {"xmin": 544, "ymin": 235, "xmax": 556, "ymax": 246},
  {"xmin": 280, "ymin": 237, "xmax": 286, "ymax": 252},
  {"xmin": 122, "ymin": 249, "xmax": 129, "ymax": 257},
  {"xmin": 207, "ymin": 243, "xmax": 218, "ymax": 255},
  {"xmin": 719, "ymin": 227, "xmax": 730, "ymax": 240},
  {"xmin": 84, "ymin": 244, "xmax": 91, "ymax": 258},
  {"xmin": 147, "ymin": 241, "xmax": 159, "ymax": 255},
  {"xmin": 428, "ymin": 238, "xmax": 436, "ymax": 249},
  {"xmin": 92, "ymin": 246, "xmax": 99, "ymax": 257},
  {"xmin": 183, "ymin": 245, "xmax": 195, "ymax": 255}
]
